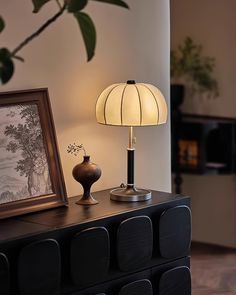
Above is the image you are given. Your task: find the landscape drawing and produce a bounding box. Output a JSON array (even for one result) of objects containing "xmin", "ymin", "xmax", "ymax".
[{"xmin": 0, "ymin": 103, "xmax": 52, "ymax": 205}]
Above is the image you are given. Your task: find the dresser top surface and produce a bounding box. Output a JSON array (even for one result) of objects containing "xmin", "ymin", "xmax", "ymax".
[{"xmin": 0, "ymin": 189, "xmax": 190, "ymax": 244}]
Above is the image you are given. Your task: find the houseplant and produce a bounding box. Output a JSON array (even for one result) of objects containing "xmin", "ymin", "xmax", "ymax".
[
  {"xmin": 0, "ymin": 0, "xmax": 129, "ymax": 85},
  {"xmin": 170, "ymin": 37, "xmax": 219, "ymax": 108}
]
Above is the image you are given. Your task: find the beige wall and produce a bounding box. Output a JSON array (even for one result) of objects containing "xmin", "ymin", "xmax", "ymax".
[
  {"xmin": 171, "ymin": 0, "xmax": 236, "ymax": 247},
  {"xmin": 182, "ymin": 175, "xmax": 236, "ymax": 248},
  {"xmin": 0, "ymin": 0, "xmax": 171, "ymax": 198}
]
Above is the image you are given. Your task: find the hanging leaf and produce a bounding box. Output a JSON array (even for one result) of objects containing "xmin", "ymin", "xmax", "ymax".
[
  {"xmin": 90, "ymin": 0, "xmax": 129, "ymax": 9},
  {"xmin": 0, "ymin": 48, "xmax": 14, "ymax": 84},
  {"xmin": 32, "ymin": 0, "xmax": 52, "ymax": 13},
  {"xmin": 67, "ymin": 0, "xmax": 88, "ymax": 13},
  {"xmin": 0, "ymin": 16, "xmax": 5, "ymax": 33},
  {"xmin": 74, "ymin": 12, "xmax": 96, "ymax": 61}
]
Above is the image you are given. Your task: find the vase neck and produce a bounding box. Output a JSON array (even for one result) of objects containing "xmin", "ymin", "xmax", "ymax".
[{"xmin": 83, "ymin": 155, "xmax": 90, "ymax": 162}]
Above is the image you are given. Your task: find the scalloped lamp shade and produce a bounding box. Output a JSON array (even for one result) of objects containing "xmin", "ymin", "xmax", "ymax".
[{"xmin": 96, "ymin": 81, "xmax": 167, "ymax": 127}]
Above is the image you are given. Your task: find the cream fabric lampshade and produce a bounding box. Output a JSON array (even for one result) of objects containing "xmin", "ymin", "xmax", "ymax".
[{"xmin": 96, "ymin": 81, "xmax": 167, "ymax": 126}]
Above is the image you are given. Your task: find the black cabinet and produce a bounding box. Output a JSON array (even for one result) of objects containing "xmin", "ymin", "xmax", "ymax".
[
  {"xmin": 172, "ymin": 114, "xmax": 236, "ymax": 174},
  {"xmin": 0, "ymin": 189, "xmax": 191, "ymax": 295}
]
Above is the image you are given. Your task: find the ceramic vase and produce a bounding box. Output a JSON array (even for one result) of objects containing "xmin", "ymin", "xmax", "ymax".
[{"xmin": 72, "ymin": 155, "xmax": 101, "ymax": 205}]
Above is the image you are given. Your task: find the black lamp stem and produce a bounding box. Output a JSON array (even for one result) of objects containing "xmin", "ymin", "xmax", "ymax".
[
  {"xmin": 127, "ymin": 126, "xmax": 135, "ymax": 185},
  {"xmin": 127, "ymin": 149, "xmax": 134, "ymax": 185}
]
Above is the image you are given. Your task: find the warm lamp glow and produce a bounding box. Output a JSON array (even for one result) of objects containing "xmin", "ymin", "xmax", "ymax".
[
  {"xmin": 96, "ymin": 80, "xmax": 168, "ymax": 202},
  {"xmin": 96, "ymin": 81, "xmax": 167, "ymax": 127}
]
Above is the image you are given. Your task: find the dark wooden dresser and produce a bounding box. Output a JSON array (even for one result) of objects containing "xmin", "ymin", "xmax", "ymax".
[{"xmin": 0, "ymin": 189, "xmax": 191, "ymax": 295}]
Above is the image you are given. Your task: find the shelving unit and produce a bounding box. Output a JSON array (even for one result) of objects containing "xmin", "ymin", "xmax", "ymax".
[{"xmin": 172, "ymin": 114, "xmax": 236, "ymax": 175}]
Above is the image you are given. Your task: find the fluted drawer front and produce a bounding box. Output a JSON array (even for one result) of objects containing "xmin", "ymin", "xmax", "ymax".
[
  {"xmin": 159, "ymin": 266, "xmax": 191, "ymax": 295},
  {"xmin": 0, "ymin": 253, "xmax": 10, "ymax": 295},
  {"xmin": 18, "ymin": 239, "xmax": 61, "ymax": 295},
  {"xmin": 119, "ymin": 279, "xmax": 153, "ymax": 295},
  {"xmin": 159, "ymin": 206, "xmax": 191, "ymax": 259},
  {"xmin": 70, "ymin": 227, "xmax": 110, "ymax": 286},
  {"xmin": 117, "ymin": 216, "xmax": 153, "ymax": 272}
]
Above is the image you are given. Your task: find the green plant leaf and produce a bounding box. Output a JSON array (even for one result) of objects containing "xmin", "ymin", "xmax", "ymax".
[
  {"xmin": 171, "ymin": 36, "xmax": 219, "ymax": 97},
  {"xmin": 32, "ymin": 0, "xmax": 52, "ymax": 13},
  {"xmin": 0, "ymin": 16, "xmax": 5, "ymax": 33},
  {"xmin": 0, "ymin": 48, "xmax": 14, "ymax": 84},
  {"xmin": 74, "ymin": 12, "xmax": 96, "ymax": 61},
  {"xmin": 67, "ymin": 0, "xmax": 88, "ymax": 12},
  {"xmin": 90, "ymin": 0, "xmax": 129, "ymax": 9}
]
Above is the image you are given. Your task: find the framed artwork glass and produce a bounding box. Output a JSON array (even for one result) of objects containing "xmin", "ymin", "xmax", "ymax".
[{"xmin": 0, "ymin": 88, "xmax": 67, "ymax": 219}]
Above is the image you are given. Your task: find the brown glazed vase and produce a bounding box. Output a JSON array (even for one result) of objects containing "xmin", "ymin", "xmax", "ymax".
[{"xmin": 72, "ymin": 155, "xmax": 102, "ymax": 205}]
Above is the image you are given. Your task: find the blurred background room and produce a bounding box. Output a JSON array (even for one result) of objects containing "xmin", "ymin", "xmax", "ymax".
[{"xmin": 170, "ymin": 0, "xmax": 236, "ymax": 294}]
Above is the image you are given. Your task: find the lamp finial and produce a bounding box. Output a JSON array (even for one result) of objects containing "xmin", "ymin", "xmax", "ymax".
[{"xmin": 127, "ymin": 80, "xmax": 136, "ymax": 84}]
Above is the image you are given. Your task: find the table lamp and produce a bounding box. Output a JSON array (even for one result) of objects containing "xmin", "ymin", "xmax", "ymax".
[{"xmin": 96, "ymin": 80, "xmax": 168, "ymax": 202}]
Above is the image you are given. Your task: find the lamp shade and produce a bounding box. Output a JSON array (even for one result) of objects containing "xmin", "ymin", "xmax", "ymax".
[{"xmin": 96, "ymin": 80, "xmax": 167, "ymax": 126}]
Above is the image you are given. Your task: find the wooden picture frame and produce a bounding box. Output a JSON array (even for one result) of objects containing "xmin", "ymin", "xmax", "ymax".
[{"xmin": 0, "ymin": 88, "xmax": 67, "ymax": 219}]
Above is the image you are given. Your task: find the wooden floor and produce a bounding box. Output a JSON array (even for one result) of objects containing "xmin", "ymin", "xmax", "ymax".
[{"xmin": 191, "ymin": 243, "xmax": 236, "ymax": 295}]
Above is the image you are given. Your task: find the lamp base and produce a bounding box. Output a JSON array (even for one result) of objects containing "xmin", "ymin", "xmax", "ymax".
[
  {"xmin": 76, "ymin": 195, "xmax": 99, "ymax": 205},
  {"xmin": 110, "ymin": 185, "xmax": 151, "ymax": 202}
]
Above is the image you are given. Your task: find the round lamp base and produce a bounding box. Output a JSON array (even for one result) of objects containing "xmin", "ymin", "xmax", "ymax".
[
  {"xmin": 76, "ymin": 195, "xmax": 99, "ymax": 205},
  {"xmin": 110, "ymin": 186, "xmax": 151, "ymax": 202}
]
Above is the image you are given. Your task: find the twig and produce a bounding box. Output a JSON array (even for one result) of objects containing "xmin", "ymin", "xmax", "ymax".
[
  {"xmin": 12, "ymin": 55, "xmax": 25, "ymax": 62},
  {"xmin": 11, "ymin": 4, "xmax": 66, "ymax": 57},
  {"xmin": 67, "ymin": 143, "xmax": 87, "ymax": 156},
  {"xmin": 55, "ymin": 0, "xmax": 62, "ymax": 9}
]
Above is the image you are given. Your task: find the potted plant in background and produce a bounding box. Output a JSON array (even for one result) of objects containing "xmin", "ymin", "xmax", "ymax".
[
  {"xmin": 170, "ymin": 37, "xmax": 219, "ymax": 110},
  {"xmin": 170, "ymin": 37, "xmax": 219, "ymax": 194}
]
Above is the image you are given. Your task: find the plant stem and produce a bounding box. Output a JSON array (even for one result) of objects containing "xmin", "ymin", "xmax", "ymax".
[
  {"xmin": 82, "ymin": 146, "xmax": 87, "ymax": 156},
  {"xmin": 11, "ymin": 4, "xmax": 66, "ymax": 57},
  {"xmin": 55, "ymin": 0, "xmax": 62, "ymax": 9},
  {"xmin": 12, "ymin": 55, "xmax": 25, "ymax": 62}
]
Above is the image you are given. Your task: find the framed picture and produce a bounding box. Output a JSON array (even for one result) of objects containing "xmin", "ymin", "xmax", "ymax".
[{"xmin": 0, "ymin": 88, "xmax": 67, "ymax": 219}]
